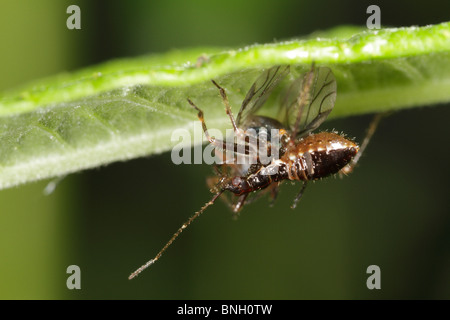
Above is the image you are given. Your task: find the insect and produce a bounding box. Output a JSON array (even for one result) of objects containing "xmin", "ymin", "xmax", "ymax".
[{"xmin": 129, "ymin": 64, "xmax": 381, "ymax": 279}]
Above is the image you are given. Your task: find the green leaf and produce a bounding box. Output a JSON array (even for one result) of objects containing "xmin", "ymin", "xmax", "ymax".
[{"xmin": 1, "ymin": 22, "xmax": 450, "ymax": 190}]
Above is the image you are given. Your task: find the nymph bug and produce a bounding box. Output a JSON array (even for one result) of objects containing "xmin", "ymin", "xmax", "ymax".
[{"xmin": 129, "ymin": 64, "xmax": 381, "ymax": 279}]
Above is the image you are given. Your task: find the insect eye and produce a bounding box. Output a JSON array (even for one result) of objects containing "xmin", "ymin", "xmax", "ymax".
[{"xmin": 232, "ymin": 177, "xmax": 242, "ymax": 186}]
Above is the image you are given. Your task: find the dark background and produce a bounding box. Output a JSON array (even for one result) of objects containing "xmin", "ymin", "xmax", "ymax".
[{"xmin": 0, "ymin": 0, "xmax": 449, "ymax": 299}]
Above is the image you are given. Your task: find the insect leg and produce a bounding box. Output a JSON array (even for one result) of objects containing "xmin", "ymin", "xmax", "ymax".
[
  {"xmin": 291, "ymin": 181, "xmax": 308, "ymax": 209},
  {"xmin": 289, "ymin": 63, "xmax": 316, "ymax": 142},
  {"xmin": 129, "ymin": 191, "xmax": 224, "ymax": 280},
  {"xmin": 232, "ymin": 193, "xmax": 249, "ymax": 214},
  {"xmin": 211, "ymin": 80, "xmax": 239, "ymax": 133},
  {"xmin": 220, "ymin": 192, "xmax": 238, "ymax": 212},
  {"xmin": 341, "ymin": 113, "xmax": 385, "ymax": 175},
  {"xmin": 233, "ymin": 182, "xmax": 279, "ymax": 211},
  {"xmin": 188, "ymin": 98, "xmax": 251, "ymax": 159},
  {"xmin": 187, "ymin": 98, "xmax": 230, "ymax": 151},
  {"xmin": 269, "ymin": 182, "xmax": 281, "ymax": 207}
]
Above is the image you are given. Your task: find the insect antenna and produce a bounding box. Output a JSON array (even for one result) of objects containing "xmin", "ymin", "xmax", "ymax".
[{"xmin": 128, "ymin": 191, "xmax": 224, "ymax": 280}]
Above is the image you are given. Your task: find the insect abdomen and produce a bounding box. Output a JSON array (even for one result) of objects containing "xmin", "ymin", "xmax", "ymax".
[{"xmin": 285, "ymin": 132, "xmax": 359, "ymax": 181}]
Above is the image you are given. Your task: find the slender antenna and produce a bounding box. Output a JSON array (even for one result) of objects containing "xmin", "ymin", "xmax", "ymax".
[{"xmin": 128, "ymin": 191, "xmax": 224, "ymax": 280}]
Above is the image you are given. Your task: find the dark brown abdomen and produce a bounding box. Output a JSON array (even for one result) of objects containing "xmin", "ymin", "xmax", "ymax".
[{"xmin": 283, "ymin": 132, "xmax": 359, "ymax": 181}]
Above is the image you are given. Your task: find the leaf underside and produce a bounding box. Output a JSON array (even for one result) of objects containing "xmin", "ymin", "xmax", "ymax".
[{"xmin": 0, "ymin": 22, "xmax": 449, "ymax": 190}]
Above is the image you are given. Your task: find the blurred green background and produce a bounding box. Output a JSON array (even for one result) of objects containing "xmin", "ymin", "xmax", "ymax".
[{"xmin": 0, "ymin": 0, "xmax": 449, "ymax": 299}]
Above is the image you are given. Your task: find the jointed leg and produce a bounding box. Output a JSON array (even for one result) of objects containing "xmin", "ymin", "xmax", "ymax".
[
  {"xmin": 211, "ymin": 80, "xmax": 239, "ymax": 133},
  {"xmin": 188, "ymin": 98, "xmax": 248, "ymax": 157},
  {"xmin": 291, "ymin": 181, "xmax": 308, "ymax": 209},
  {"xmin": 341, "ymin": 113, "xmax": 385, "ymax": 175},
  {"xmin": 232, "ymin": 193, "xmax": 249, "ymax": 215},
  {"xmin": 269, "ymin": 183, "xmax": 280, "ymax": 207},
  {"xmin": 290, "ymin": 63, "xmax": 316, "ymax": 142},
  {"xmin": 188, "ymin": 98, "xmax": 222, "ymax": 145}
]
